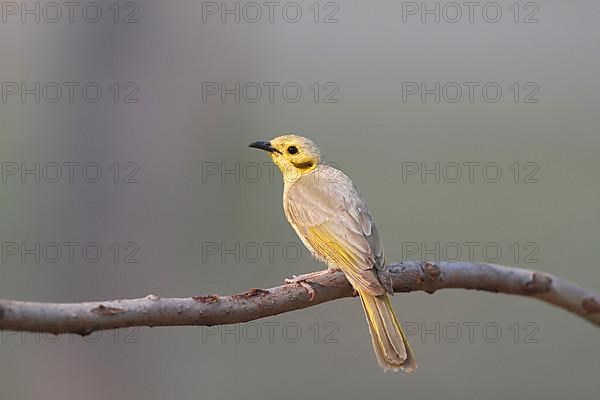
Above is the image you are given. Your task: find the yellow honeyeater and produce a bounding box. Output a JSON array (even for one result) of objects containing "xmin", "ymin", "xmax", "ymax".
[{"xmin": 249, "ymin": 135, "xmax": 416, "ymax": 372}]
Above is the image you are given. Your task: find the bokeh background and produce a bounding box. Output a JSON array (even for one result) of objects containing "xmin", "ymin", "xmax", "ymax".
[{"xmin": 1, "ymin": 0, "xmax": 599, "ymax": 398}]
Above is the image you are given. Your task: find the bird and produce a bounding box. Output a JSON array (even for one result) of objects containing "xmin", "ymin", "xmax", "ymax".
[{"xmin": 249, "ymin": 134, "xmax": 416, "ymax": 372}]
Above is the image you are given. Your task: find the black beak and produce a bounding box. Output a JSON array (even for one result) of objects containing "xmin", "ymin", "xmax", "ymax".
[{"xmin": 248, "ymin": 140, "xmax": 282, "ymax": 154}]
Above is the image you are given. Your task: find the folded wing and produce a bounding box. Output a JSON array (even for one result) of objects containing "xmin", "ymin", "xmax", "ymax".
[{"xmin": 284, "ymin": 167, "xmax": 392, "ymax": 296}]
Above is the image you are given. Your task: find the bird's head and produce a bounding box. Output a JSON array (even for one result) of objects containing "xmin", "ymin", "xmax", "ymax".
[{"xmin": 249, "ymin": 134, "xmax": 321, "ymax": 182}]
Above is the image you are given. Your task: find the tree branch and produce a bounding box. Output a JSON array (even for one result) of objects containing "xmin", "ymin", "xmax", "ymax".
[{"xmin": 1, "ymin": 261, "xmax": 599, "ymax": 335}]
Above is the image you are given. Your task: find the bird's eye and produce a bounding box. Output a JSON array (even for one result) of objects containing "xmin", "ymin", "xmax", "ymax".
[{"xmin": 287, "ymin": 146, "xmax": 299, "ymax": 155}]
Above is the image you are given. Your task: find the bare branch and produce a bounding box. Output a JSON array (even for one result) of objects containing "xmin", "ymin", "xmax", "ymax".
[{"xmin": 1, "ymin": 261, "xmax": 598, "ymax": 335}]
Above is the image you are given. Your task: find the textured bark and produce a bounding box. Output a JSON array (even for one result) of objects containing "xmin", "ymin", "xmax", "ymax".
[{"xmin": 0, "ymin": 261, "xmax": 598, "ymax": 335}]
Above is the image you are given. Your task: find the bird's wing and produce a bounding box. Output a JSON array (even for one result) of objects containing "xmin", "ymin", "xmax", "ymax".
[{"xmin": 284, "ymin": 167, "xmax": 392, "ymax": 296}]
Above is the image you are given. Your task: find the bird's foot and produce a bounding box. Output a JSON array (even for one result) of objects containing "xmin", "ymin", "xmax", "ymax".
[
  {"xmin": 285, "ymin": 270, "xmax": 331, "ymax": 301},
  {"xmin": 285, "ymin": 270, "xmax": 331, "ymax": 283}
]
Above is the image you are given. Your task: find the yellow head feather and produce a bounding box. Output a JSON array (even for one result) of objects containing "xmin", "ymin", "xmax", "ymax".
[{"xmin": 250, "ymin": 134, "xmax": 321, "ymax": 183}]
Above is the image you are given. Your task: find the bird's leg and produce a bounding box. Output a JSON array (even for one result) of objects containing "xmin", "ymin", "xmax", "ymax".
[
  {"xmin": 285, "ymin": 270, "xmax": 332, "ymax": 301},
  {"xmin": 285, "ymin": 270, "xmax": 332, "ymax": 283}
]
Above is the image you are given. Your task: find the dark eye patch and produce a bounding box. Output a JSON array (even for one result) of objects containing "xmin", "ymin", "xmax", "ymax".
[{"xmin": 287, "ymin": 146, "xmax": 299, "ymax": 155}]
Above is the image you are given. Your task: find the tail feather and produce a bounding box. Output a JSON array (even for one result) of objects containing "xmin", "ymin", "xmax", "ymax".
[{"xmin": 359, "ymin": 291, "xmax": 417, "ymax": 372}]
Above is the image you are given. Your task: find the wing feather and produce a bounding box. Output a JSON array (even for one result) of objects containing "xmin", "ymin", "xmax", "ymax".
[{"xmin": 284, "ymin": 166, "xmax": 392, "ymax": 295}]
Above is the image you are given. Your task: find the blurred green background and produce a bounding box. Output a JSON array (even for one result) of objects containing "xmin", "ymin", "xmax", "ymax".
[{"xmin": 0, "ymin": 0, "xmax": 598, "ymax": 398}]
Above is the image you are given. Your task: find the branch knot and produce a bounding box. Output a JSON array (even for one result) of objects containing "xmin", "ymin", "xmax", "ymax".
[
  {"xmin": 524, "ymin": 272, "xmax": 552, "ymax": 293},
  {"xmin": 423, "ymin": 262, "xmax": 441, "ymax": 280},
  {"xmin": 582, "ymin": 297, "xmax": 600, "ymax": 314}
]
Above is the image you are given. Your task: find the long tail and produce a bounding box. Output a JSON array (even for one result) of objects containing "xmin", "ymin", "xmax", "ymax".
[{"xmin": 359, "ymin": 290, "xmax": 417, "ymax": 372}]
